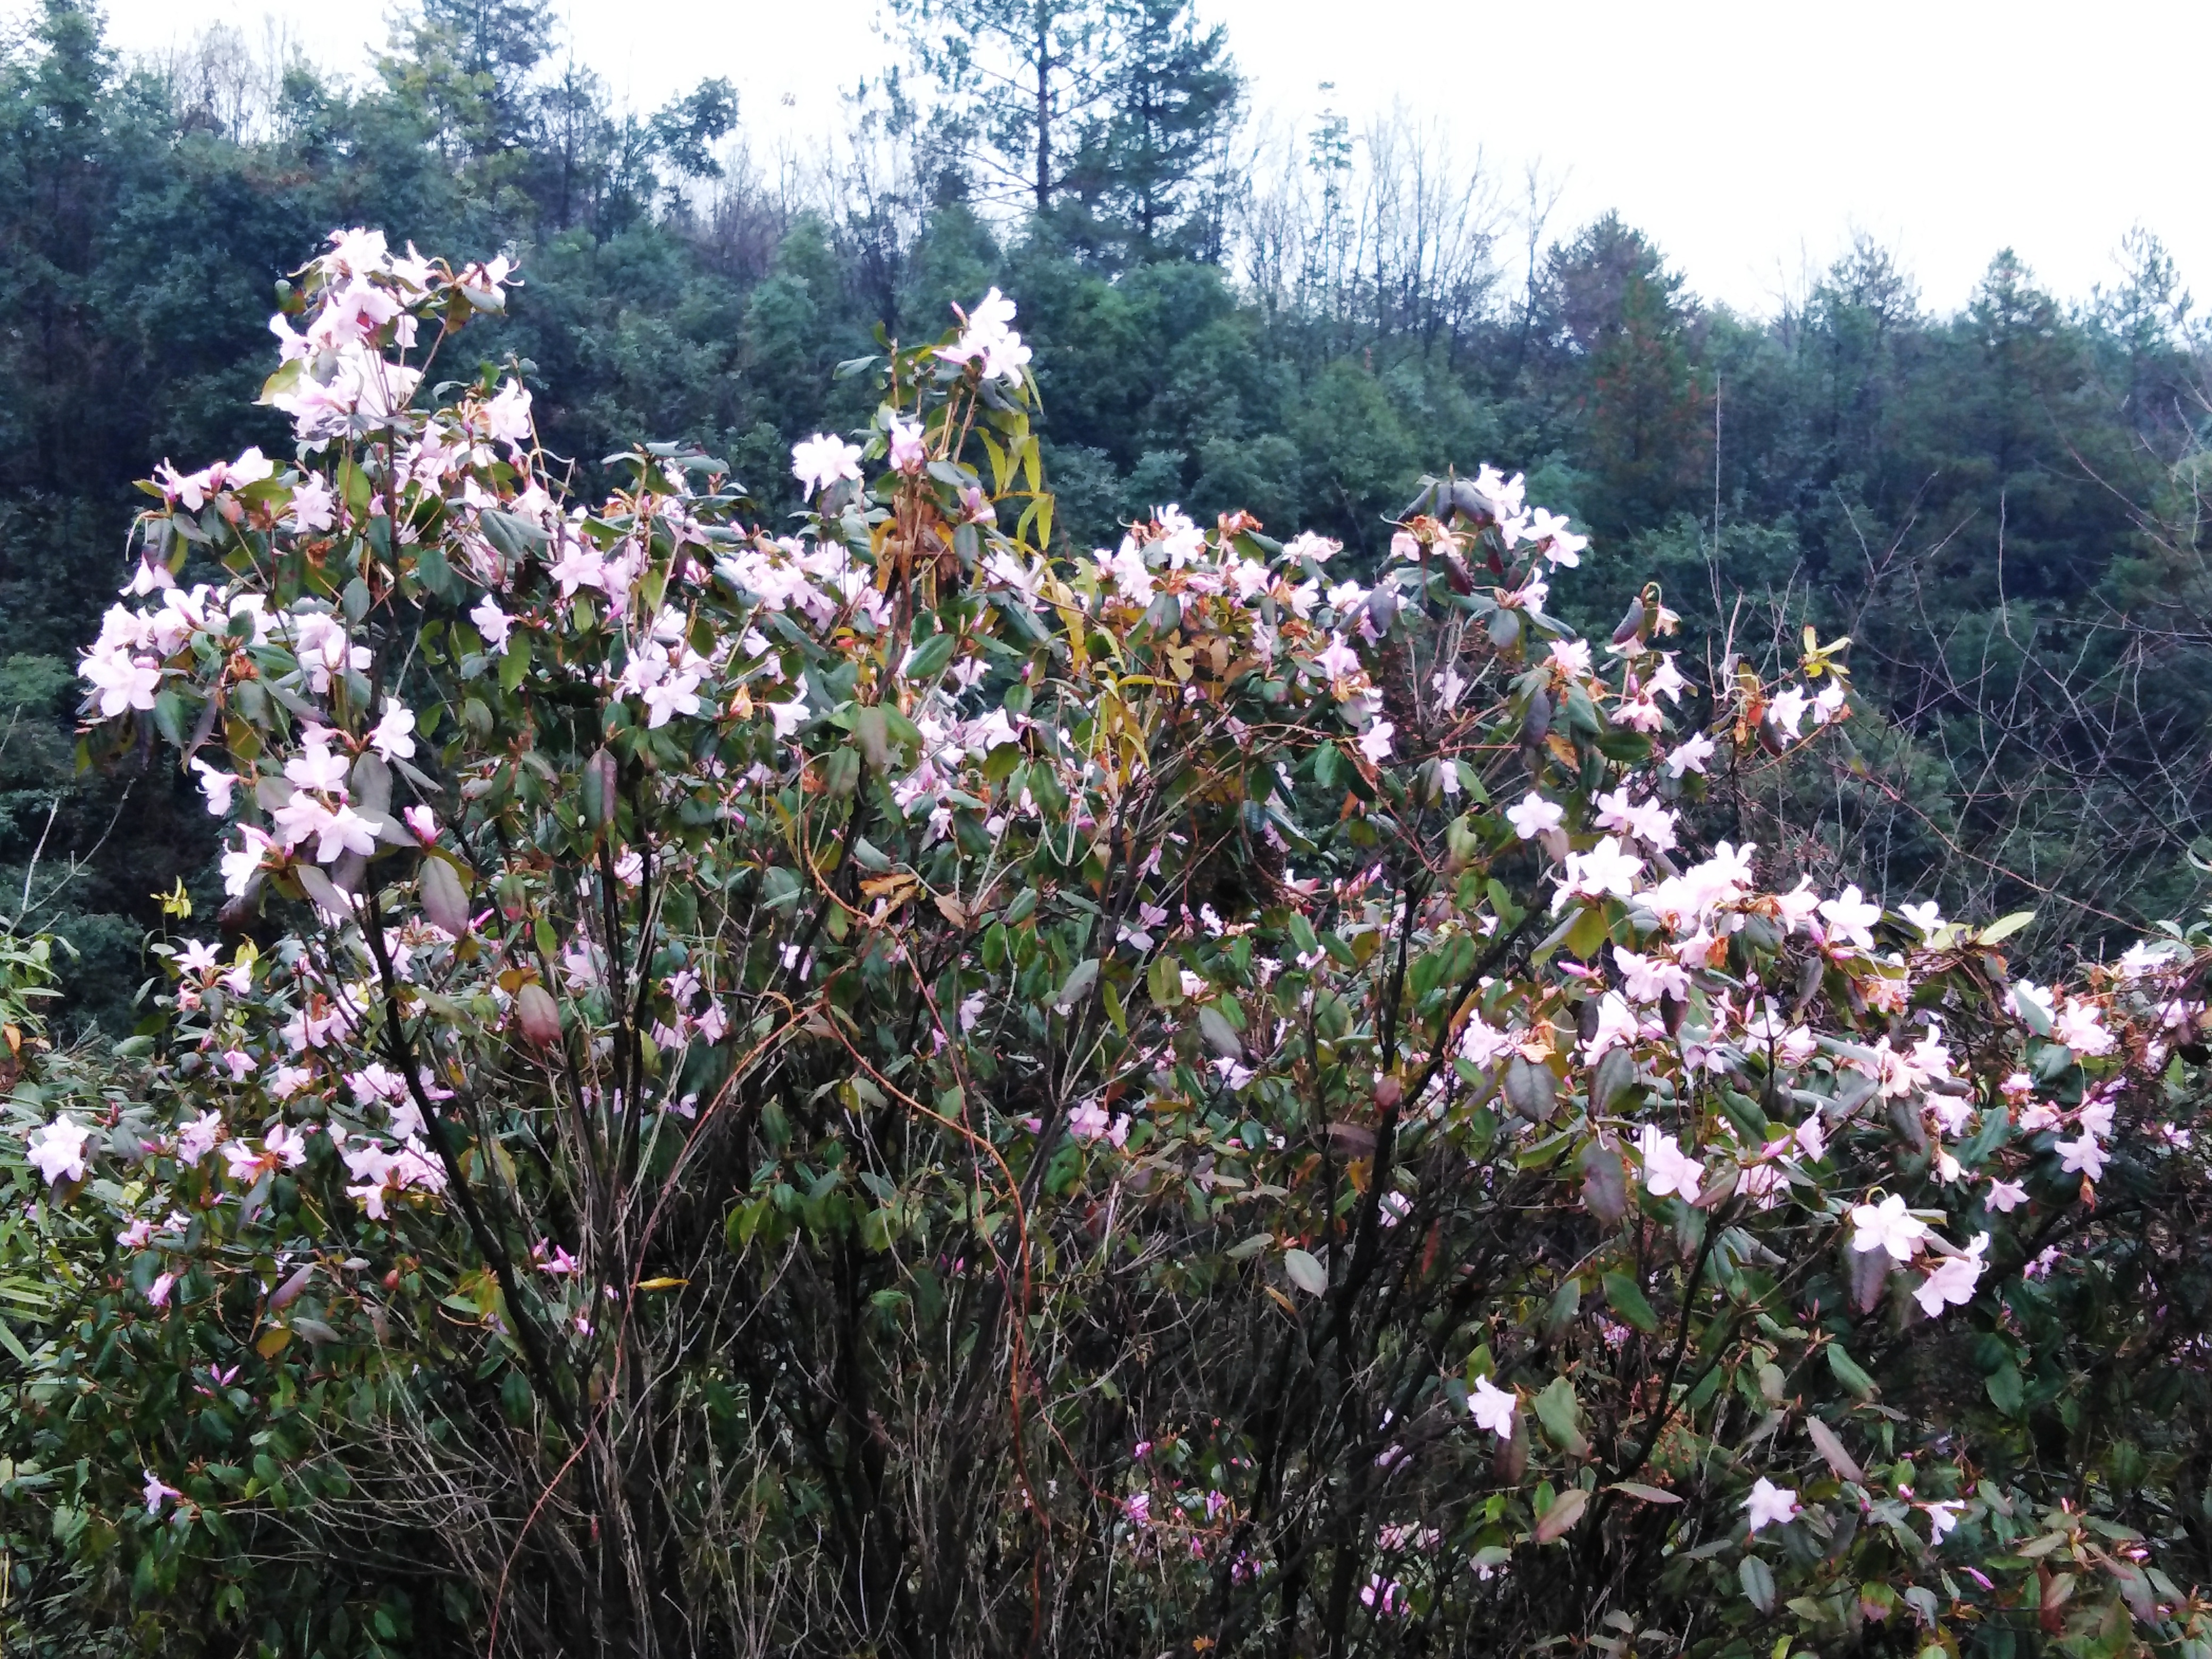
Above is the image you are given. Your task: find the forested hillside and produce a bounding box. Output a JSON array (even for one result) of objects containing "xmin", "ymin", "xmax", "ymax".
[{"xmin": 1, "ymin": 0, "xmax": 2206, "ymax": 1029}]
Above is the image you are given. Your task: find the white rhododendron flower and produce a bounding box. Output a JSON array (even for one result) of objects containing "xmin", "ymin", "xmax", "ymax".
[
  {"xmin": 790, "ymin": 432, "xmax": 863, "ymax": 496},
  {"xmin": 1467, "ymin": 1376, "xmax": 1516, "ymax": 1439},
  {"xmin": 1742, "ymin": 1477, "xmax": 1801, "ymax": 1533}
]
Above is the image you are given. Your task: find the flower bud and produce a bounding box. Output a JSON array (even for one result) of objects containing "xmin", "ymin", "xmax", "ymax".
[
  {"xmin": 515, "ymin": 982, "xmax": 563, "ymax": 1049},
  {"xmin": 1520, "ymin": 687, "xmax": 1552, "ymax": 746}
]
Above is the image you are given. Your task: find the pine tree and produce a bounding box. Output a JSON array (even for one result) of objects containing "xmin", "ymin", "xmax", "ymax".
[
  {"xmin": 884, "ymin": 0, "xmax": 1119, "ymax": 214},
  {"xmin": 885, "ymin": 0, "xmax": 1239, "ymax": 249},
  {"xmin": 1077, "ymin": 0, "xmax": 1240, "ymax": 259}
]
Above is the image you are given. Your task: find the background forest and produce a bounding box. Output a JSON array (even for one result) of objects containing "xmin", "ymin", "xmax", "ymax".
[{"xmin": 1, "ymin": 0, "xmax": 2208, "ymax": 1030}]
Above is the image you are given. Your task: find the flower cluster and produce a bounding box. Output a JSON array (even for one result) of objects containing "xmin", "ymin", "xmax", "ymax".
[{"xmin": 16, "ymin": 235, "xmax": 2210, "ymax": 1656}]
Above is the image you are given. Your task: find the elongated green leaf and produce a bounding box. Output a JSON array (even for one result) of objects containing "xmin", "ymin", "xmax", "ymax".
[
  {"xmin": 1283, "ymin": 1249, "xmax": 1328, "ymax": 1296},
  {"xmin": 1805, "ymin": 1415, "xmax": 1863, "ymax": 1482},
  {"xmin": 1535, "ymin": 1376, "xmax": 1588, "ymax": 1455},
  {"xmin": 1602, "ymin": 1270, "xmax": 1658, "ymax": 1334},
  {"xmin": 1738, "ymin": 1555, "xmax": 1775, "ymax": 1612},
  {"xmin": 1826, "ymin": 1344, "xmax": 1878, "ymax": 1401}
]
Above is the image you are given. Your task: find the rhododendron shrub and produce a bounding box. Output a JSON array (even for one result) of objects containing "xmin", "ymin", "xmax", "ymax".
[{"xmin": 11, "ymin": 231, "xmax": 2212, "ymax": 1657}]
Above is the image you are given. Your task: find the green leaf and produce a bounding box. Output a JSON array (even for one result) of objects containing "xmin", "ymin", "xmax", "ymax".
[
  {"xmin": 1283, "ymin": 1248, "xmax": 1328, "ymax": 1296},
  {"xmin": 1805, "ymin": 1416, "xmax": 1864, "ymax": 1482},
  {"xmin": 418, "ymin": 859, "xmax": 470, "ymax": 937},
  {"xmin": 1602, "ymin": 1270, "xmax": 1658, "ymax": 1333},
  {"xmin": 1985, "ymin": 1361, "xmax": 2024, "ymax": 1417},
  {"xmin": 903, "ymin": 632, "xmax": 955, "ymax": 681},
  {"xmin": 822, "ymin": 747, "xmax": 861, "ymax": 797},
  {"xmin": 1198, "ymin": 1004, "xmax": 1243, "ymax": 1060},
  {"xmin": 152, "ymin": 689, "xmax": 188, "ymax": 749},
  {"xmin": 852, "ymin": 705, "xmax": 891, "ymax": 772},
  {"xmin": 1739, "ymin": 1554, "xmax": 1776, "ymax": 1613},
  {"xmin": 1542, "ymin": 1276, "xmax": 1580, "ymax": 1341},
  {"xmin": 1562, "ymin": 904, "xmax": 1608, "ymax": 962},
  {"xmin": 1580, "ymin": 1141, "xmax": 1629, "ymax": 1226},
  {"xmin": 1825, "ymin": 1344, "xmax": 1878, "ymax": 1401},
  {"xmin": 1534, "ymin": 1485, "xmax": 1588, "ymax": 1542},
  {"xmin": 350, "ymin": 750, "xmax": 392, "ymax": 816},
  {"xmin": 1052, "ymin": 958, "xmax": 1099, "ymax": 1011},
  {"xmin": 1147, "ymin": 953, "xmax": 1182, "ymax": 1007},
  {"xmin": 581, "ymin": 748, "xmax": 616, "ymax": 829},
  {"xmin": 295, "ymin": 864, "xmax": 349, "ymax": 919},
  {"xmin": 1590, "ymin": 1046, "xmax": 1636, "ymax": 1113},
  {"xmin": 1975, "ymin": 910, "xmax": 2035, "ymax": 946},
  {"xmin": 1962, "ymin": 1103, "xmax": 2011, "ymax": 1165},
  {"xmin": 992, "ymin": 591, "xmax": 1049, "ymax": 647},
  {"xmin": 1535, "ymin": 1376, "xmax": 1588, "ymax": 1455}
]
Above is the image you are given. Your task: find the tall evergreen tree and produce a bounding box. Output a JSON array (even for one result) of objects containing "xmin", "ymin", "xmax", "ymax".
[
  {"xmin": 884, "ymin": 0, "xmax": 1120, "ymax": 213},
  {"xmin": 1071, "ymin": 0, "xmax": 1240, "ymax": 259},
  {"xmin": 885, "ymin": 0, "xmax": 1241, "ymax": 247}
]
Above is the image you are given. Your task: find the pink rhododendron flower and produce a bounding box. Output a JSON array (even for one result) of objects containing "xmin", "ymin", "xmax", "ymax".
[
  {"xmin": 1637, "ymin": 1125, "xmax": 1704, "ymax": 1199},
  {"xmin": 1505, "ymin": 793, "xmax": 1563, "ymax": 839},
  {"xmin": 26, "ymin": 1116, "xmax": 90, "ymax": 1185},
  {"xmin": 1913, "ymin": 1233, "xmax": 1990, "ymax": 1317}
]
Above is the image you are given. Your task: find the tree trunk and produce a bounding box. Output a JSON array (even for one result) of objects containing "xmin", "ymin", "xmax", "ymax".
[{"xmin": 1032, "ymin": 0, "xmax": 1051, "ymax": 214}]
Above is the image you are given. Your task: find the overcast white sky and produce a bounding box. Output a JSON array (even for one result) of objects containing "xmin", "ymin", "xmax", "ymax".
[{"xmin": 86, "ymin": 0, "xmax": 2212, "ymax": 317}]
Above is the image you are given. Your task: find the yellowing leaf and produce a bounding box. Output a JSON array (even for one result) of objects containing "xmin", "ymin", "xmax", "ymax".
[
  {"xmin": 634, "ymin": 1277, "xmax": 688, "ymax": 1292},
  {"xmin": 1975, "ymin": 910, "xmax": 2035, "ymax": 946},
  {"xmin": 860, "ymin": 871, "xmax": 923, "ymax": 909}
]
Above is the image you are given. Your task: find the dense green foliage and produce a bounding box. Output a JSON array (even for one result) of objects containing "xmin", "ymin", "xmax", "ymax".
[
  {"xmin": 0, "ymin": 0, "xmax": 2205, "ymax": 1032},
  {"xmin": 8, "ymin": 236, "xmax": 2212, "ymax": 1658}
]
